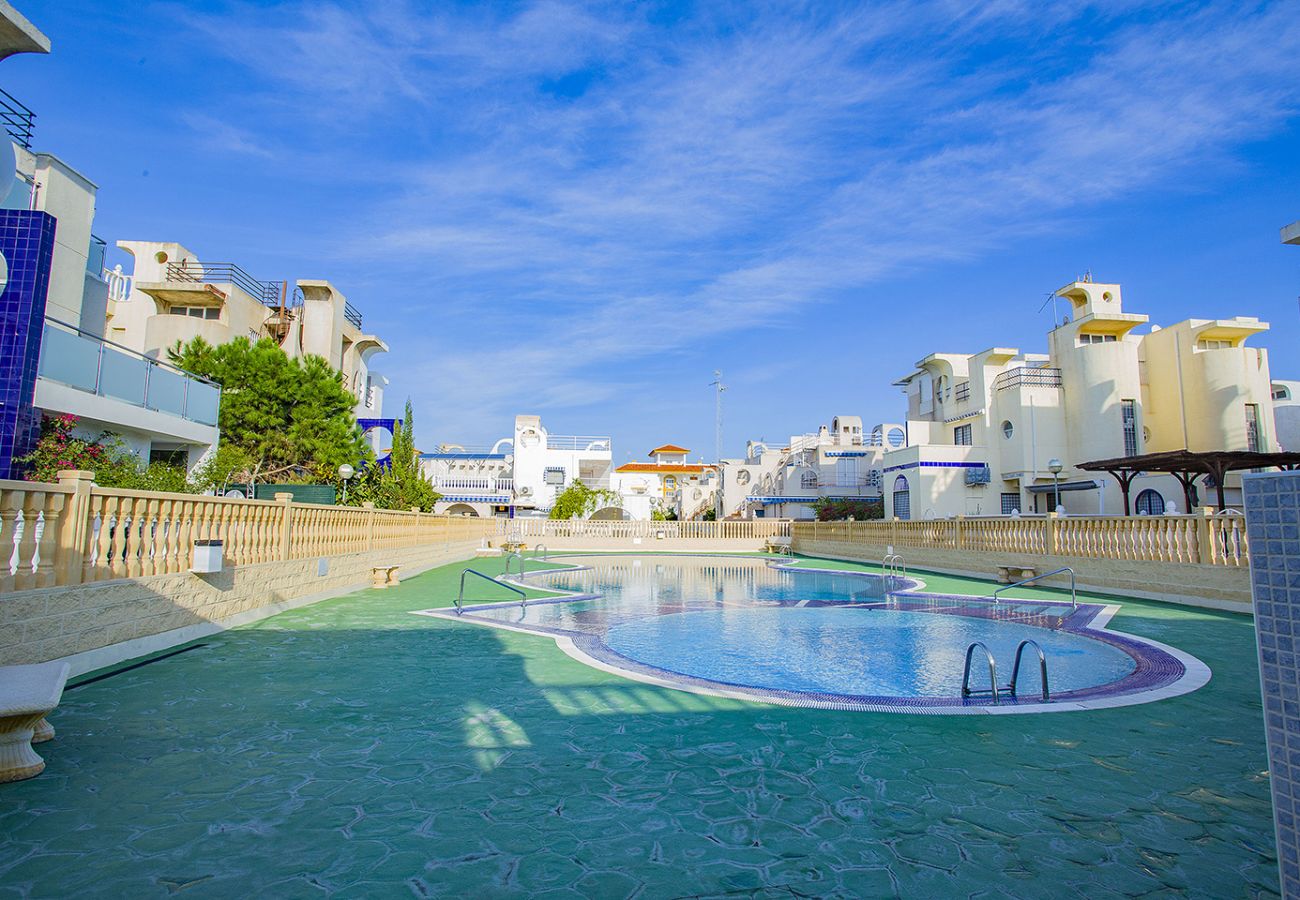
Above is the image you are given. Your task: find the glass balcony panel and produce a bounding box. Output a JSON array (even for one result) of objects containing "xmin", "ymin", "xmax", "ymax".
[
  {"xmin": 187, "ymin": 381, "xmax": 220, "ymax": 425},
  {"xmin": 147, "ymin": 366, "xmax": 187, "ymax": 417},
  {"xmin": 38, "ymin": 323, "xmax": 101, "ymax": 391},
  {"xmin": 98, "ymin": 346, "xmax": 149, "ymax": 406}
]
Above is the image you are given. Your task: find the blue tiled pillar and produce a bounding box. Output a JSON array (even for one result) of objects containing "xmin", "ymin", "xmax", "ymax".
[
  {"xmin": 0, "ymin": 209, "xmax": 57, "ymax": 480},
  {"xmin": 1245, "ymin": 470, "xmax": 1300, "ymax": 900}
]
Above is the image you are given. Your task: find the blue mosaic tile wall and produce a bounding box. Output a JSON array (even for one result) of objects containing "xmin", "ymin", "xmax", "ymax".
[
  {"xmin": 1245, "ymin": 470, "xmax": 1300, "ymax": 900},
  {"xmin": 0, "ymin": 210, "xmax": 57, "ymax": 480}
]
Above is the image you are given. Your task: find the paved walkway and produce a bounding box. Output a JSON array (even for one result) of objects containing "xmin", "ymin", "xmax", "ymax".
[{"xmin": 0, "ymin": 554, "xmax": 1279, "ymax": 898}]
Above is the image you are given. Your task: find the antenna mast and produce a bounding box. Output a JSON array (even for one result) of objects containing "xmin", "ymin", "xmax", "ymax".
[{"xmin": 709, "ymin": 370, "xmax": 726, "ymax": 464}]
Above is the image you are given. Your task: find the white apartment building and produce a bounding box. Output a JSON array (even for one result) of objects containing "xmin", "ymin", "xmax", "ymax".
[
  {"xmin": 105, "ymin": 242, "xmax": 388, "ymax": 422},
  {"xmin": 717, "ymin": 417, "xmax": 903, "ymax": 520},
  {"xmin": 420, "ymin": 415, "xmax": 613, "ymax": 518},
  {"xmin": 884, "ymin": 279, "xmax": 1278, "ymax": 520},
  {"xmin": 0, "ymin": 8, "xmax": 219, "ymax": 477}
]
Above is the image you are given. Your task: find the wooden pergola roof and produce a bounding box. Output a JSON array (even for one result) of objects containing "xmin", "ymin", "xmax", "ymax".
[{"xmin": 1076, "ymin": 449, "xmax": 1300, "ymax": 514}]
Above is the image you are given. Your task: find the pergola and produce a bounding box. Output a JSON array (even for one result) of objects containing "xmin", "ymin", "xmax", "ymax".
[{"xmin": 1077, "ymin": 450, "xmax": 1300, "ymax": 515}]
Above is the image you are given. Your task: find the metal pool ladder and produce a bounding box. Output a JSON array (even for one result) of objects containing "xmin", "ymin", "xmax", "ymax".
[
  {"xmin": 962, "ymin": 641, "xmax": 1000, "ymax": 703},
  {"xmin": 504, "ymin": 551, "xmax": 527, "ymax": 579},
  {"xmin": 883, "ymin": 554, "xmax": 906, "ymax": 580},
  {"xmin": 991, "ymin": 566, "xmax": 1077, "ymax": 610},
  {"xmin": 535, "ymin": 544, "xmax": 548, "ymax": 561},
  {"xmin": 961, "ymin": 639, "xmax": 1051, "ymax": 703},
  {"xmin": 455, "ymin": 568, "xmax": 527, "ymax": 615}
]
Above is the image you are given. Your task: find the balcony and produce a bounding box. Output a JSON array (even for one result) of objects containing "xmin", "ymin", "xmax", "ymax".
[
  {"xmin": 433, "ymin": 477, "xmax": 513, "ymax": 494},
  {"xmin": 141, "ymin": 261, "xmax": 287, "ymax": 308},
  {"xmin": 994, "ymin": 367, "xmax": 1062, "ymax": 392},
  {"xmin": 546, "ymin": 435, "xmax": 612, "ymax": 452},
  {"xmin": 36, "ymin": 318, "xmax": 220, "ymax": 427},
  {"xmin": 344, "ymin": 301, "xmax": 362, "ymax": 329},
  {"xmin": 0, "ymin": 86, "xmax": 34, "ymax": 148}
]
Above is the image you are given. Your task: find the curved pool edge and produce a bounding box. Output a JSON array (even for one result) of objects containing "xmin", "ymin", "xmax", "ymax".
[{"xmin": 415, "ymin": 552, "xmax": 1213, "ymax": 716}]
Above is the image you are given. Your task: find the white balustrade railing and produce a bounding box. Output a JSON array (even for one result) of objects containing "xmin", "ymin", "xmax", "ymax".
[
  {"xmin": 793, "ymin": 510, "xmax": 1250, "ymax": 567},
  {"xmin": 0, "ymin": 474, "xmax": 496, "ymax": 593}
]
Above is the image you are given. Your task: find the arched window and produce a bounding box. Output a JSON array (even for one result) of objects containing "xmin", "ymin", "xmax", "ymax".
[
  {"xmin": 1135, "ymin": 489, "xmax": 1165, "ymax": 516},
  {"xmin": 892, "ymin": 475, "xmax": 911, "ymax": 521},
  {"xmin": 800, "ymin": 470, "xmax": 818, "ymax": 489}
]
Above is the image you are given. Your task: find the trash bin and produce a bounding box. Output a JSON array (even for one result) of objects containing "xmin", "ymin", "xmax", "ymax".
[{"xmin": 192, "ymin": 540, "xmax": 224, "ymax": 573}]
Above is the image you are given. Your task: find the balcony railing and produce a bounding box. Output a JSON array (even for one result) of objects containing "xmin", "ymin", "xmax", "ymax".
[
  {"xmin": 433, "ymin": 477, "xmax": 513, "ymax": 494},
  {"xmin": 994, "ymin": 367, "xmax": 1062, "ymax": 392},
  {"xmin": 37, "ymin": 318, "xmax": 221, "ymax": 426},
  {"xmin": 164, "ymin": 261, "xmax": 286, "ymax": 308},
  {"xmin": 0, "ymin": 87, "xmax": 35, "ymax": 149},
  {"xmin": 546, "ymin": 435, "xmax": 612, "ymax": 451},
  {"xmin": 344, "ymin": 301, "xmax": 362, "ymax": 329},
  {"xmin": 86, "ymin": 235, "xmax": 107, "ymax": 276}
]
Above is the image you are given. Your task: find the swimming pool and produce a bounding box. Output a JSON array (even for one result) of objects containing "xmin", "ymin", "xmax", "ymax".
[{"xmin": 421, "ymin": 555, "xmax": 1209, "ymax": 714}]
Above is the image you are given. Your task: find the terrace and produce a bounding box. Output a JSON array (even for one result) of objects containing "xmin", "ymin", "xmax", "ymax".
[{"xmin": 0, "ymin": 552, "xmax": 1276, "ymax": 896}]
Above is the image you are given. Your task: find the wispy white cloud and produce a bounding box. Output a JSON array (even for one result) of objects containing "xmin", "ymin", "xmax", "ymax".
[{"xmin": 178, "ymin": 0, "xmax": 1300, "ymax": 441}]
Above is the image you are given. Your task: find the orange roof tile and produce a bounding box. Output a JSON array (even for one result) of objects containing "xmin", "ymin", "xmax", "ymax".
[
  {"xmin": 615, "ymin": 463, "xmax": 712, "ymax": 474},
  {"xmin": 649, "ymin": 444, "xmax": 691, "ymax": 454}
]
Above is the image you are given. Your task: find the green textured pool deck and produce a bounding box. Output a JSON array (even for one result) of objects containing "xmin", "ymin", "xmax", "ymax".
[{"xmin": 0, "ymin": 553, "xmax": 1278, "ymax": 898}]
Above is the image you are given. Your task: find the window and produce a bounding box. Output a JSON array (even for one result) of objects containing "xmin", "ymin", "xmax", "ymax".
[
  {"xmin": 892, "ymin": 475, "xmax": 910, "ymax": 521},
  {"xmin": 1001, "ymin": 420, "xmax": 1013, "ymax": 440},
  {"xmin": 1275, "ymin": 387, "xmax": 1291, "ymax": 401},
  {"xmin": 1121, "ymin": 400, "xmax": 1138, "ymax": 457},
  {"xmin": 954, "ymin": 381, "xmax": 970, "ymax": 403},
  {"xmin": 149, "ymin": 446, "xmax": 188, "ymax": 467},
  {"xmin": 543, "ymin": 467, "xmax": 565, "ymax": 485},
  {"xmin": 1246, "ymin": 403, "xmax": 1261, "ymax": 452},
  {"xmin": 1000, "ymin": 492, "xmax": 1020, "ymax": 515},
  {"xmin": 1135, "ymin": 489, "xmax": 1165, "ymax": 516},
  {"xmin": 800, "ymin": 470, "xmax": 818, "ymax": 488},
  {"xmin": 1197, "ymin": 339, "xmax": 1231, "ymax": 350},
  {"xmin": 954, "ymin": 424, "xmax": 972, "ymax": 446},
  {"xmin": 169, "ymin": 305, "xmax": 220, "ymax": 320},
  {"xmin": 1079, "ymin": 333, "xmax": 1117, "ymax": 345}
]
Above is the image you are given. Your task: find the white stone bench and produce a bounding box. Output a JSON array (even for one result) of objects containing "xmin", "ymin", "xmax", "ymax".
[
  {"xmin": 0, "ymin": 660, "xmax": 71, "ymax": 782},
  {"xmin": 371, "ymin": 565, "xmax": 401, "ymax": 589},
  {"xmin": 996, "ymin": 564, "xmax": 1038, "ymax": 584}
]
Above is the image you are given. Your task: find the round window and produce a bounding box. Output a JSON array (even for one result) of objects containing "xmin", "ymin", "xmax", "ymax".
[
  {"xmin": 1002, "ymin": 420, "xmax": 1013, "ymax": 439},
  {"xmin": 887, "ymin": 427, "xmax": 905, "ymax": 448}
]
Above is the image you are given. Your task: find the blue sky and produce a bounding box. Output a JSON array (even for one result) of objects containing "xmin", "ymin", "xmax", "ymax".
[{"xmin": 12, "ymin": 1, "xmax": 1300, "ymax": 464}]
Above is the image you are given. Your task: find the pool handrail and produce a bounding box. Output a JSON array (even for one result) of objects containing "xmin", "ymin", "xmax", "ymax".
[
  {"xmin": 504, "ymin": 551, "xmax": 526, "ymax": 580},
  {"xmin": 991, "ymin": 566, "xmax": 1076, "ymax": 610},
  {"xmin": 961, "ymin": 641, "xmax": 999, "ymax": 703},
  {"xmin": 1009, "ymin": 639, "xmax": 1049, "ymax": 701},
  {"xmin": 883, "ymin": 554, "xmax": 906, "ymax": 581},
  {"xmin": 456, "ymin": 568, "xmax": 527, "ymax": 615},
  {"xmin": 534, "ymin": 544, "xmax": 548, "ymax": 561}
]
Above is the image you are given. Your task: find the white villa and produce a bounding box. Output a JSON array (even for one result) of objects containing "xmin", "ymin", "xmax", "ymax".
[
  {"xmin": 420, "ymin": 415, "xmax": 614, "ymax": 518},
  {"xmin": 717, "ymin": 416, "xmax": 906, "ymax": 520},
  {"xmin": 612, "ymin": 444, "xmax": 716, "ymax": 520},
  {"xmin": 883, "ymin": 279, "xmax": 1279, "ymax": 520}
]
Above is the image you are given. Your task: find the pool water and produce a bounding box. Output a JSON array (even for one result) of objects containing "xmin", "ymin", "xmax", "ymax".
[
  {"xmin": 449, "ymin": 555, "xmax": 1199, "ymax": 711},
  {"xmin": 606, "ymin": 606, "xmax": 1135, "ymax": 697}
]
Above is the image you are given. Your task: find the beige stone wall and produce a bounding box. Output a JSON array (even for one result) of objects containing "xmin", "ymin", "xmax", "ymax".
[
  {"xmin": 0, "ymin": 540, "xmax": 483, "ymax": 674},
  {"xmin": 792, "ymin": 534, "xmax": 1251, "ymax": 611}
]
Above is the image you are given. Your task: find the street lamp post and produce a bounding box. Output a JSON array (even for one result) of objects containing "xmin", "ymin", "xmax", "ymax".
[
  {"xmin": 338, "ymin": 463, "xmax": 355, "ymax": 504},
  {"xmin": 1048, "ymin": 458, "xmax": 1063, "ymax": 513}
]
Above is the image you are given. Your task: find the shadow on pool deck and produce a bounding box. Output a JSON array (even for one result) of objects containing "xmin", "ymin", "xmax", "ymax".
[{"xmin": 0, "ymin": 554, "xmax": 1279, "ymax": 898}]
